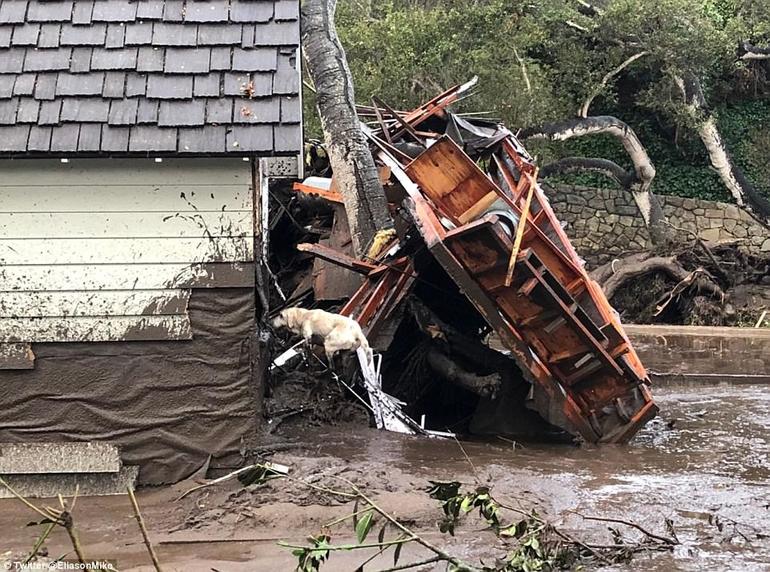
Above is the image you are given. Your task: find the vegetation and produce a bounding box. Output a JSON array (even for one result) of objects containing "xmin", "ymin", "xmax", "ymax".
[
  {"xmin": 304, "ymin": 0, "xmax": 770, "ymax": 204},
  {"xmin": 281, "ymin": 477, "xmax": 678, "ymax": 571}
]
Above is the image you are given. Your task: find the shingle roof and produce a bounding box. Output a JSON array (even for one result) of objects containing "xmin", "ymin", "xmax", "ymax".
[{"xmin": 0, "ymin": 0, "xmax": 301, "ymax": 155}]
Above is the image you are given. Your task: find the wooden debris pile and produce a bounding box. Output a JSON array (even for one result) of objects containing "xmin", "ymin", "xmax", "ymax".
[{"xmin": 287, "ymin": 80, "xmax": 658, "ymax": 444}]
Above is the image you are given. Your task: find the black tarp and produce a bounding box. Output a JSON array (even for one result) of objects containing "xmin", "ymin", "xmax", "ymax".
[{"xmin": 0, "ymin": 288, "xmax": 259, "ymax": 485}]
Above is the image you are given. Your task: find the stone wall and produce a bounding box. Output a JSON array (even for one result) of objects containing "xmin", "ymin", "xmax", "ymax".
[{"xmin": 544, "ymin": 185, "xmax": 770, "ymax": 267}]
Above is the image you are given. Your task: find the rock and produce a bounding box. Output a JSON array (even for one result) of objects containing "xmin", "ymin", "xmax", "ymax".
[
  {"xmin": 700, "ymin": 228, "xmax": 721, "ymax": 242},
  {"xmin": 760, "ymin": 238, "xmax": 770, "ymax": 252},
  {"xmin": 616, "ymin": 205, "xmax": 638, "ymax": 216},
  {"xmin": 566, "ymin": 194, "xmax": 587, "ymax": 206}
]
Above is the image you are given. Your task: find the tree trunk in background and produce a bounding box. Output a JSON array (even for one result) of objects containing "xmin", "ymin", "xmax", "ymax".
[
  {"xmin": 301, "ymin": 0, "xmax": 392, "ymax": 257},
  {"xmin": 522, "ymin": 116, "xmax": 671, "ymax": 246},
  {"xmin": 739, "ymin": 41, "xmax": 770, "ymax": 60},
  {"xmin": 676, "ymin": 74, "xmax": 770, "ymax": 224}
]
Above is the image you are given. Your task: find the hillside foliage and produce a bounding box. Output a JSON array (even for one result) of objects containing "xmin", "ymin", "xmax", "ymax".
[{"xmin": 303, "ymin": 0, "xmax": 770, "ymax": 203}]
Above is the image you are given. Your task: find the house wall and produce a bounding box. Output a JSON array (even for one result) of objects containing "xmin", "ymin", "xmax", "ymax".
[{"xmin": 0, "ymin": 158, "xmax": 260, "ymax": 484}]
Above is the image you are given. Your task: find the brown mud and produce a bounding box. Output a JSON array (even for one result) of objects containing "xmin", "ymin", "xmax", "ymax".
[{"xmin": 1, "ymin": 383, "xmax": 768, "ymax": 571}]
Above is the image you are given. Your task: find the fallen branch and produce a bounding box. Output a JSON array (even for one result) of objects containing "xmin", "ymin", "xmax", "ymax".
[
  {"xmin": 176, "ymin": 462, "xmax": 289, "ymax": 501},
  {"xmin": 663, "ymin": 220, "xmax": 729, "ymax": 283},
  {"xmin": 573, "ymin": 512, "xmax": 679, "ymax": 545},
  {"xmin": 598, "ymin": 255, "xmax": 724, "ymax": 301},
  {"xmin": 127, "ymin": 487, "xmax": 164, "ymax": 572},
  {"xmin": 0, "ymin": 478, "xmax": 103, "ymax": 569},
  {"xmin": 653, "ymin": 268, "xmax": 714, "ymax": 316}
]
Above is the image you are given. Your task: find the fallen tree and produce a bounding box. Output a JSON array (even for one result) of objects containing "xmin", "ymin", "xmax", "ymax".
[{"xmin": 589, "ymin": 240, "xmax": 770, "ymax": 326}]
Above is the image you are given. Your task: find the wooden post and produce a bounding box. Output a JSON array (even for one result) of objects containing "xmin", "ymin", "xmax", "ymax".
[{"xmin": 505, "ymin": 172, "xmax": 537, "ymax": 287}]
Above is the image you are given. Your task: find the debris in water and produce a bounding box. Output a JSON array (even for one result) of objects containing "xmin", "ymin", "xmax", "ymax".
[{"xmin": 282, "ymin": 80, "xmax": 657, "ymax": 444}]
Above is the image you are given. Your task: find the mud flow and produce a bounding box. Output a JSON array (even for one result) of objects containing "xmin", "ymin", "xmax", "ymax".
[{"xmin": 1, "ymin": 383, "xmax": 768, "ymax": 571}]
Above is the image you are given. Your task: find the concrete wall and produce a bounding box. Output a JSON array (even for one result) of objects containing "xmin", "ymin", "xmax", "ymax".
[
  {"xmin": 626, "ymin": 324, "xmax": 770, "ymax": 383},
  {"xmin": 544, "ymin": 184, "xmax": 770, "ymax": 267}
]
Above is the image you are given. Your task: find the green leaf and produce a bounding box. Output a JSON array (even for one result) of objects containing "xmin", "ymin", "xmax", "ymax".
[
  {"xmin": 352, "ymin": 498, "xmax": 360, "ymax": 529},
  {"xmin": 460, "ymin": 495, "xmax": 474, "ymax": 513},
  {"xmin": 377, "ymin": 523, "xmax": 387, "ymax": 544},
  {"xmin": 355, "ymin": 510, "xmax": 374, "ymax": 544}
]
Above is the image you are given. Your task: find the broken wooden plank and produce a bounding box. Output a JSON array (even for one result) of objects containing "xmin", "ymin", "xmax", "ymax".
[{"xmin": 297, "ymin": 243, "xmax": 377, "ymax": 274}]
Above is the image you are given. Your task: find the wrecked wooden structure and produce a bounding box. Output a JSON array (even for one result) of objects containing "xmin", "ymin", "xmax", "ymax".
[
  {"xmin": 0, "ymin": 0, "xmax": 302, "ymax": 487},
  {"xmin": 296, "ymin": 80, "xmax": 658, "ymax": 443}
]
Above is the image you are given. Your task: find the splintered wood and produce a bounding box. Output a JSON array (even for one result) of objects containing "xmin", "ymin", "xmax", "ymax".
[{"xmin": 295, "ymin": 81, "xmax": 658, "ymax": 443}]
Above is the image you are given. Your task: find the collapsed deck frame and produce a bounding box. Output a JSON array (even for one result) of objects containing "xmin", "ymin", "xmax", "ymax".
[{"xmin": 298, "ymin": 82, "xmax": 658, "ymax": 443}]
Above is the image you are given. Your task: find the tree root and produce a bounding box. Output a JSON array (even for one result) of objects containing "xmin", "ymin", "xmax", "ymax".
[{"xmin": 593, "ymin": 254, "xmax": 724, "ymax": 301}]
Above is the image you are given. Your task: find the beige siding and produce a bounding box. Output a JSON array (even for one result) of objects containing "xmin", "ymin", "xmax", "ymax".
[{"xmin": 0, "ymin": 158, "xmax": 254, "ymax": 350}]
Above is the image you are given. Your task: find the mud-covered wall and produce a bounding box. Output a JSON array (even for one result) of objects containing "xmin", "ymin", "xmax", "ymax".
[
  {"xmin": 0, "ymin": 288, "xmax": 259, "ymax": 485},
  {"xmin": 544, "ymin": 184, "xmax": 770, "ymax": 267},
  {"xmin": 0, "ymin": 157, "xmax": 261, "ymax": 484},
  {"xmin": 0, "ymin": 158, "xmax": 254, "ymax": 366}
]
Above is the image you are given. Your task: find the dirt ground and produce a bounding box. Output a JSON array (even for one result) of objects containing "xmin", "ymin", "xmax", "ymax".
[{"xmin": 1, "ymin": 383, "xmax": 769, "ymax": 571}]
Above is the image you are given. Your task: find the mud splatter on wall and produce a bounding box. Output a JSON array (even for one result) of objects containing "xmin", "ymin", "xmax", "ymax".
[{"xmin": 0, "ymin": 158, "xmax": 254, "ymax": 354}]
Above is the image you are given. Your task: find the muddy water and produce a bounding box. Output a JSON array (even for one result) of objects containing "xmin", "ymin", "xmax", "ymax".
[
  {"xmin": 1, "ymin": 383, "xmax": 768, "ymax": 571},
  {"xmin": 308, "ymin": 383, "xmax": 770, "ymax": 571}
]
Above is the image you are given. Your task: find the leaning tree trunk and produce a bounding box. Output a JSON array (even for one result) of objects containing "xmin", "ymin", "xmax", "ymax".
[
  {"xmin": 676, "ymin": 74, "xmax": 770, "ymax": 224},
  {"xmin": 521, "ymin": 116, "xmax": 671, "ymax": 246},
  {"xmin": 301, "ymin": 0, "xmax": 392, "ymax": 257}
]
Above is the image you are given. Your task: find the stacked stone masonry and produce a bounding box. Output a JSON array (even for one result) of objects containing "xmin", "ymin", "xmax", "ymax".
[{"xmin": 544, "ymin": 184, "xmax": 770, "ymax": 267}]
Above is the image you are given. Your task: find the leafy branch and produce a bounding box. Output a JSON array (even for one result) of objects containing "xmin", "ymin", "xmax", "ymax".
[{"xmin": 280, "ymin": 475, "xmax": 678, "ymax": 571}]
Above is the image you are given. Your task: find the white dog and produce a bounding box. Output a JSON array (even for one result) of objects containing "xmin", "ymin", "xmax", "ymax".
[{"xmin": 271, "ymin": 307, "xmax": 373, "ymax": 366}]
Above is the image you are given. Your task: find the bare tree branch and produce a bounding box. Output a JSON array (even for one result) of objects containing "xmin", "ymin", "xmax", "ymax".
[
  {"xmin": 580, "ymin": 51, "xmax": 649, "ymax": 117},
  {"xmin": 540, "ymin": 157, "xmax": 634, "ymax": 189},
  {"xmin": 521, "ymin": 116, "xmax": 669, "ymax": 244},
  {"xmin": 565, "ymin": 20, "xmax": 590, "ymax": 33},
  {"xmin": 596, "ymin": 255, "xmax": 724, "ymax": 300},
  {"xmin": 512, "ymin": 45, "xmax": 532, "ymax": 93},
  {"xmin": 576, "ymin": 0, "xmax": 604, "ymax": 16}
]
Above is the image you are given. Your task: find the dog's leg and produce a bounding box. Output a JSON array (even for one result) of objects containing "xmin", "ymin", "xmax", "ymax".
[{"xmin": 325, "ymin": 345, "xmax": 336, "ymax": 370}]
